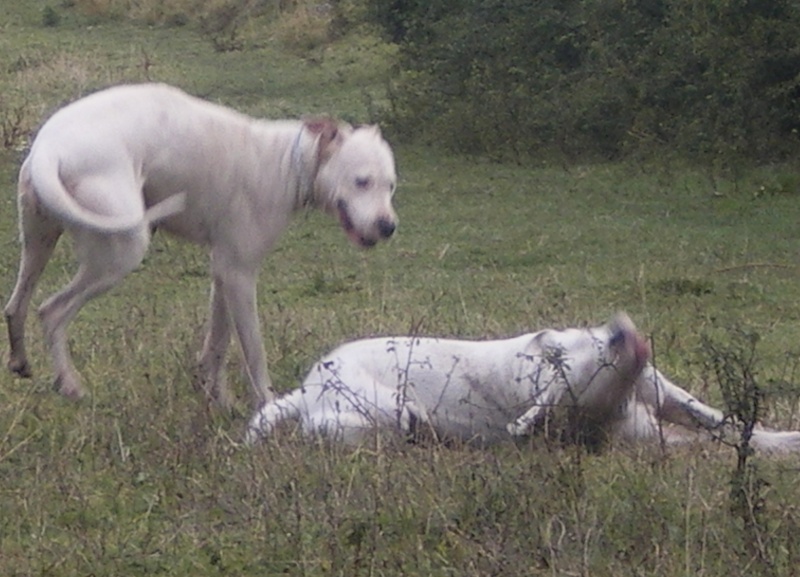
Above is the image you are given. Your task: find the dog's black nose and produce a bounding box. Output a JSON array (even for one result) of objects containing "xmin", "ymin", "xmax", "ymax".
[{"xmin": 377, "ymin": 218, "xmax": 396, "ymax": 239}]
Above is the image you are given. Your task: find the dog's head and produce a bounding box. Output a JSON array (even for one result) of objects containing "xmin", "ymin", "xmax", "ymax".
[
  {"xmin": 539, "ymin": 313, "xmax": 651, "ymax": 449},
  {"xmin": 545, "ymin": 312, "xmax": 650, "ymax": 412},
  {"xmin": 305, "ymin": 118, "xmax": 398, "ymax": 248}
]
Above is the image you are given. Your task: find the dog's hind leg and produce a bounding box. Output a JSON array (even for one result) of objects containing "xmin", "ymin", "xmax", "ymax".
[
  {"xmin": 5, "ymin": 169, "xmax": 63, "ymax": 378},
  {"xmin": 38, "ymin": 225, "xmax": 150, "ymax": 398}
]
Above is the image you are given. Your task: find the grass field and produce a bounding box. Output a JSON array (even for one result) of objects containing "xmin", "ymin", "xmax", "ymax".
[{"xmin": 2, "ymin": 3, "xmax": 800, "ymax": 576}]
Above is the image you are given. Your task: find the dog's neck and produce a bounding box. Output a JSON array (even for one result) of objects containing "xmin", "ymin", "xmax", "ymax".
[{"xmin": 290, "ymin": 128, "xmax": 321, "ymax": 210}]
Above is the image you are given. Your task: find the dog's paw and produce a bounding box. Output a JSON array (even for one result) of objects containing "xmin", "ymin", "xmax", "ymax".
[
  {"xmin": 8, "ymin": 357, "xmax": 32, "ymax": 378},
  {"xmin": 55, "ymin": 373, "xmax": 86, "ymax": 399}
]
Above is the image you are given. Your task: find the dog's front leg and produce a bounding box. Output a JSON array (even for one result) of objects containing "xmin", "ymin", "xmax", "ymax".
[
  {"xmin": 637, "ymin": 367, "xmax": 725, "ymax": 430},
  {"xmin": 507, "ymin": 385, "xmax": 563, "ymax": 437},
  {"xmin": 196, "ymin": 278, "xmax": 234, "ymax": 407},
  {"xmin": 211, "ymin": 260, "xmax": 275, "ymax": 407},
  {"xmin": 637, "ymin": 366, "xmax": 800, "ymax": 453}
]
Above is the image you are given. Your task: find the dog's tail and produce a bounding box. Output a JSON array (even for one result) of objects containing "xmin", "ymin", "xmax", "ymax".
[
  {"xmin": 28, "ymin": 148, "xmax": 185, "ymax": 233},
  {"xmin": 144, "ymin": 193, "xmax": 186, "ymax": 226},
  {"xmin": 245, "ymin": 390, "xmax": 305, "ymax": 445}
]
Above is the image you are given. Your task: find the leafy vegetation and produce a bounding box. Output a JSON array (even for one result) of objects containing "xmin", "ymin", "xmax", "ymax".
[
  {"xmin": 1, "ymin": 1, "xmax": 800, "ymax": 575},
  {"xmin": 369, "ymin": 0, "xmax": 800, "ymax": 165}
]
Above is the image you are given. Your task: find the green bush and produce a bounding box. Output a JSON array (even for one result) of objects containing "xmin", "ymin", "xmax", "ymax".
[
  {"xmin": 370, "ymin": 0, "xmax": 800, "ymax": 165},
  {"xmin": 41, "ymin": 5, "xmax": 61, "ymax": 27}
]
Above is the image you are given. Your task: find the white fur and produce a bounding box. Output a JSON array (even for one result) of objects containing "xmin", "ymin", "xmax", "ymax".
[
  {"xmin": 4, "ymin": 83, "xmax": 398, "ymax": 405},
  {"xmin": 247, "ymin": 314, "xmax": 800, "ymax": 453}
]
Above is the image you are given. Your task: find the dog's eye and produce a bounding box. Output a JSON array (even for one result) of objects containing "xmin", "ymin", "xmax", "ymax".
[
  {"xmin": 609, "ymin": 330, "xmax": 626, "ymax": 348},
  {"xmin": 355, "ymin": 177, "xmax": 371, "ymax": 190}
]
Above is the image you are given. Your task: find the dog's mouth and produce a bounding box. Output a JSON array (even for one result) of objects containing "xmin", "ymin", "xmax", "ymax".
[{"xmin": 337, "ymin": 199, "xmax": 377, "ymax": 248}]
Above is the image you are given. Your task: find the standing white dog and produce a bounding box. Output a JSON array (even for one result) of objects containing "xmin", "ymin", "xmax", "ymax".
[
  {"xmin": 246, "ymin": 314, "xmax": 800, "ymax": 453},
  {"xmin": 4, "ymin": 83, "xmax": 398, "ymax": 406}
]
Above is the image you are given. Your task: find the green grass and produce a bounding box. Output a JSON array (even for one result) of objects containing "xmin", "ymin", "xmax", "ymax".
[{"xmin": 2, "ymin": 3, "xmax": 800, "ymax": 575}]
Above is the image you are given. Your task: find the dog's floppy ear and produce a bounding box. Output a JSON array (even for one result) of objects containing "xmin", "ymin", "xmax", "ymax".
[{"xmin": 303, "ymin": 116, "xmax": 347, "ymax": 162}]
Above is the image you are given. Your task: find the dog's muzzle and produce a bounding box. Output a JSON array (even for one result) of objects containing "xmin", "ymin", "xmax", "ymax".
[
  {"xmin": 336, "ymin": 199, "xmax": 396, "ymax": 248},
  {"xmin": 377, "ymin": 217, "xmax": 396, "ymax": 239}
]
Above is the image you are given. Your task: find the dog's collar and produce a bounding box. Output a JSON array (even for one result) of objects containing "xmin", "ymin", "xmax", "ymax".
[{"xmin": 290, "ymin": 127, "xmax": 318, "ymax": 210}]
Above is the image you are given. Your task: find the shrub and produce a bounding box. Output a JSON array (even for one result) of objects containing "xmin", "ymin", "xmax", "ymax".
[
  {"xmin": 271, "ymin": 3, "xmax": 333, "ymax": 54},
  {"xmin": 371, "ymin": 0, "xmax": 800, "ymax": 165},
  {"xmin": 41, "ymin": 5, "xmax": 61, "ymax": 27}
]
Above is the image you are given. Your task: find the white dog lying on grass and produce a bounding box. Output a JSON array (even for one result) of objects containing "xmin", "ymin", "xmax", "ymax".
[{"xmin": 246, "ymin": 313, "xmax": 800, "ymax": 453}]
